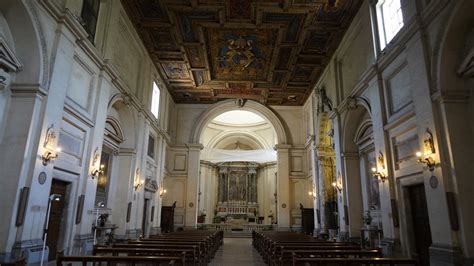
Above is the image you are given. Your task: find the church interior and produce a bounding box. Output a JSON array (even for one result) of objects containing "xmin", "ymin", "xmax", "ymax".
[{"xmin": 0, "ymin": 0, "xmax": 472, "ymax": 265}]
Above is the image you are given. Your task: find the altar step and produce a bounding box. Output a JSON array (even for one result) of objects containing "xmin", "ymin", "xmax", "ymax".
[{"xmin": 223, "ymin": 230, "xmax": 252, "ymax": 238}]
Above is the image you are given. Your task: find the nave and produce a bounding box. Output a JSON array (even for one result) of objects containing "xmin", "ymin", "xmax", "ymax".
[{"xmin": 33, "ymin": 230, "xmax": 420, "ymax": 266}]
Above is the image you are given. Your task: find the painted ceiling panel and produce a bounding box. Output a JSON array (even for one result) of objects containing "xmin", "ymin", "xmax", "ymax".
[{"xmin": 121, "ymin": 0, "xmax": 362, "ymax": 105}]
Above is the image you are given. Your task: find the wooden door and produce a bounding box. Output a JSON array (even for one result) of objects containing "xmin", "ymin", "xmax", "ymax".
[
  {"xmin": 47, "ymin": 179, "xmax": 68, "ymax": 260},
  {"xmin": 160, "ymin": 206, "xmax": 175, "ymax": 233},
  {"xmin": 408, "ymin": 184, "xmax": 432, "ymax": 266},
  {"xmin": 142, "ymin": 199, "xmax": 149, "ymax": 237},
  {"xmin": 301, "ymin": 208, "xmax": 315, "ymax": 235}
]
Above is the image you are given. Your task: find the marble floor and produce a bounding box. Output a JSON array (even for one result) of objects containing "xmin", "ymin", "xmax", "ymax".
[{"xmin": 209, "ymin": 237, "xmax": 266, "ymax": 266}]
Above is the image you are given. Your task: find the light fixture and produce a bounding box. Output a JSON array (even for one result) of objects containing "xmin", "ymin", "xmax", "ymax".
[
  {"xmin": 41, "ymin": 194, "xmax": 62, "ymax": 266},
  {"xmin": 416, "ymin": 151, "xmax": 436, "ymax": 172},
  {"xmin": 133, "ymin": 168, "xmax": 143, "ymax": 191},
  {"xmin": 91, "ymin": 164, "xmax": 105, "ymax": 179},
  {"xmin": 134, "ymin": 179, "xmax": 144, "ymax": 191},
  {"xmin": 42, "ymin": 147, "xmax": 61, "ymax": 165},
  {"xmin": 308, "ymin": 190, "xmax": 317, "ymax": 200},
  {"xmin": 371, "ymin": 167, "xmax": 387, "ymax": 182},
  {"xmin": 159, "ymin": 188, "xmax": 167, "ymax": 198},
  {"xmin": 332, "ymin": 180, "xmax": 342, "ymax": 192}
]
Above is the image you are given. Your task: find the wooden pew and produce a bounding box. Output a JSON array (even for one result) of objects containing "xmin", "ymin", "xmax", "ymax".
[
  {"xmin": 292, "ymin": 256, "xmax": 419, "ymax": 266},
  {"xmin": 93, "ymin": 246, "xmax": 199, "ymax": 266},
  {"xmin": 277, "ymin": 249, "xmax": 381, "ymax": 266},
  {"xmin": 127, "ymin": 241, "xmax": 209, "ymax": 263},
  {"xmin": 113, "ymin": 243, "xmax": 204, "ymax": 265},
  {"xmin": 56, "ymin": 250, "xmax": 185, "ymax": 265}
]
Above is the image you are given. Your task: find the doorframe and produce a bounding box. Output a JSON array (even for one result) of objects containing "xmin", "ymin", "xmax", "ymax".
[
  {"xmin": 397, "ymin": 174, "xmax": 425, "ymax": 257},
  {"xmin": 49, "ymin": 169, "xmax": 79, "ymax": 257}
]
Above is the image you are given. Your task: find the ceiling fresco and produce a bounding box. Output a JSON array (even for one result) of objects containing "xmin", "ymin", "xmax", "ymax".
[{"xmin": 122, "ymin": 0, "xmax": 362, "ymax": 105}]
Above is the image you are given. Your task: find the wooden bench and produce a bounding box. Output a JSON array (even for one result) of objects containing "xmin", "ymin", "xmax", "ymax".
[
  {"xmin": 292, "ymin": 257, "xmax": 419, "ymax": 266},
  {"xmin": 276, "ymin": 249, "xmax": 381, "ymax": 266},
  {"xmin": 114, "ymin": 243, "xmax": 205, "ymax": 265},
  {"xmin": 56, "ymin": 250, "xmax": 185, "ymax": 265},
  {"xmin": 93, "ymin": 246, "xmax": 199, "ymax": 266},
  {"xmin": 126, "ymin": 241, "xmax": 209, "ymax": 263}
]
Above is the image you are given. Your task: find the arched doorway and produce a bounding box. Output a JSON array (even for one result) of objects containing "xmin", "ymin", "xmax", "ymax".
[
  {"xmin": 198, "ymin": 109, "xmax": 277, "ymax": 230},
  {"xmin": 185, "ymin": 99, "xmax": 291, "ymax": 229}
]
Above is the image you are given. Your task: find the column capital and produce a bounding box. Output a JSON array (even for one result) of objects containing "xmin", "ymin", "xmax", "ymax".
[
  {"xmin": 274, "ymin": 144, "xmax": 292, "ymax": 150},
  {"xmin": 10, "ymin": 83, "xmax": 47, "ymax": 98},
  {"xmin": 185, "ymin": 143, "xmax": 204, "ymax": 151}
]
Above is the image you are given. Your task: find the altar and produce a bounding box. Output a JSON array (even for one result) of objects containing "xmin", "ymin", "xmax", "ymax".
[{"xmin": 215, "ymin": 162, "xmax": 259, "ymax": 227}]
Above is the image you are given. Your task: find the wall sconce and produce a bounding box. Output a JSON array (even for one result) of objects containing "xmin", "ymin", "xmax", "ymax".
[
  {"xmin": 159, "ymin": 188, "xmax": 167, "ymax": 198},
  {"xmin": 332, "ymin": 180, "xmax": 342, "ymax": 192},
  {"xmin": 42, "ymin": 147, "xmax": 61, "ymax": 166},
  {"xmin": 371, "ymin": 167, "xmax": 387, "ymax": 182},
  {"xmin": 308, "ymin": 189, "xmax": 317, "ymax": 200},
  {"xmin": 91, "ymin": 164, "xmax": 105, "ymax": 179},
  {"xmin": 134, "ymin": 179, "xmax": 144, "ymax": 191},
  {"xmin": 416, "ymin": 151, "xmax": 436, "ymax": 172},
  {"xmin": 133, "ymin": 168, "xmax": 143, "ymax": 191}
]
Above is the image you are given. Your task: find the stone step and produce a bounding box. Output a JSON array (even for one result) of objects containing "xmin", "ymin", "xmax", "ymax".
[{"xmin": 224, "ymin": 231, "xmax": 252, "ymax": 238}]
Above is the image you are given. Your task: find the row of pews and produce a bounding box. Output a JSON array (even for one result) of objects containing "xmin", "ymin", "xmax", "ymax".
[
  {"xmin": 56, "ymin": 230, "xmax": 223, "ymax": 265},
  {"xmin": 253, "ymin": 231, "xmax": 418, "ymax": 266}
]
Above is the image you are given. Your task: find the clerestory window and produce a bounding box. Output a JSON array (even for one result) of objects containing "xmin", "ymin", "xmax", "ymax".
[{"xmin": 376, "ymin": 0, "xmax": 404, "ymax": 50}]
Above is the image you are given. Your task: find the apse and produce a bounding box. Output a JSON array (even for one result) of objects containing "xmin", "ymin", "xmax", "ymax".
[{"xmin": 197, "ymin": 110, "xmax": 278, "ymax": 226}]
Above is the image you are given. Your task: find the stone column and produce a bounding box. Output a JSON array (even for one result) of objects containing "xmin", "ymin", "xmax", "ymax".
[
  {"xmin": 218, "ymin": 168, "xmax": 227, "ymax": 203},
  {"xmin": 341, "ymin": 152, "xmax": 363, "ymax": 238},
  {"xmin": 307, "ymin": 136, "xmax": 320, "ymax": 235},
  {"xmin": 184, "ymin": 143, "xmax": 203, "ymax": 228},
  {"xmin": 275, "ymin": 144, "xmax": 291, "ymax": 230},
  {"xmin": 317, "ymin": 158, "xmax": 328, "ymax": 235}
]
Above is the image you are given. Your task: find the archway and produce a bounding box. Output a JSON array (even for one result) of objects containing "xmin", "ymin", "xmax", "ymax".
[
  {"xmin": 0, "ymin": 1, "xmax": 49, "ymax": 263},
  {"xmin": 97, "ymin": 97, "xmax": 139, "ymax": 238},
  {"xmin": 186, "ymin": 99, "xmax": 291, "ymax": 229},
  {"xmin": 434, "ymin": 0, "xmax": 474, "ymax": 259},
  {"xmin": 340, "ymin": 103, "xmax": 373, "ymax": 239}
]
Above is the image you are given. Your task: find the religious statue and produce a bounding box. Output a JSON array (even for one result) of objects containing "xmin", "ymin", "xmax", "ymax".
[{"xmin": 318, "ymin": 87, "xmax": 333, "ymax": 112}]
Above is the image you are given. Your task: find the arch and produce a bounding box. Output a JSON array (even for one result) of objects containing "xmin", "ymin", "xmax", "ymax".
[
  {"xmin": 0, "ymin": 0, "xmax": 48, "ymax": 86},
  {"xmin": 354, "ymin": 119, "xmax": 373, "ymax": 145},
  {"xmin": 208, "ymin": 131, "xmax": 268, "ymax": 150},
  {"xmin": 104, "ymin": 117, "xmax": 124, "ymax": 144},
  {"xmin": 341, "ymin": 104, "xmax": 372, "ymax": 153},
  {"xmin": 191, "ymin": 99, "xmax": 288, "ymax": 145},
  {"xmin": 107, "ymin": 97, "xmax": 136, "ymax": 149},
  {"xmin": 434, "ymin": 0, "xmax": 474, "ymax": 91}
]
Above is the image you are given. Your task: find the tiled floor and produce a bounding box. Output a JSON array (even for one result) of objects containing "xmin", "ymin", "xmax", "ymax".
[{"xmin": 209, "ymin": 237, "xmax": 266, "ymax": 266}]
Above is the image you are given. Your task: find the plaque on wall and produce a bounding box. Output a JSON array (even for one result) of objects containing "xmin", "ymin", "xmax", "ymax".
[
  {"xmin": 429, "ymin": 175, "xmax": 438, "ymax": 189},
  {"xmin": 38, "ymin": 172, "xmax": 47, "ymax": 185},
  {"xmin": 75, "ymin": 195, "xmax": 85, "ymax": 224},
  {"xmin": 281, "ymin": 203, "xmax": 286, "ymax": 208}
]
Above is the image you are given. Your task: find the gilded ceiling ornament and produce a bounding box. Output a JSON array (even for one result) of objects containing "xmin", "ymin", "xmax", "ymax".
[{"xmin": 235, "ymin": 98, "xmax": 246, "ymax": 108}]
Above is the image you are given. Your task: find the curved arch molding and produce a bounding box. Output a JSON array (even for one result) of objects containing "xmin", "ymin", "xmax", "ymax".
[{"xmin": 190, "ymin": 99, "xmax": 288, "ymax": 145}]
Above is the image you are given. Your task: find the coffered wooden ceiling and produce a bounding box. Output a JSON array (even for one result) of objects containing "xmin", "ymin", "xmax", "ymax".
[{"xmin": 122, "ymin": 0, "xmax": 362, "ymax": 105}]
